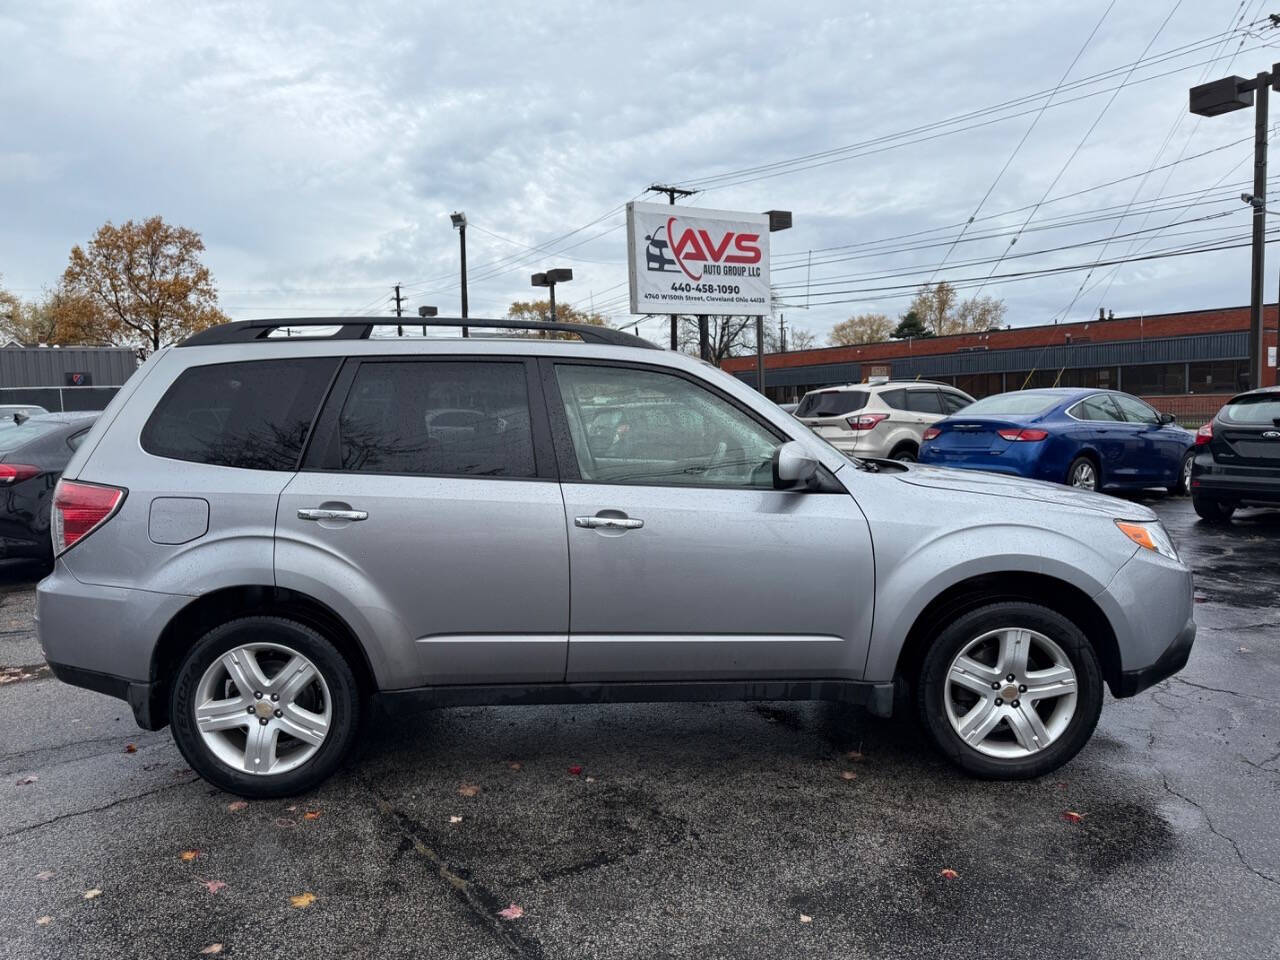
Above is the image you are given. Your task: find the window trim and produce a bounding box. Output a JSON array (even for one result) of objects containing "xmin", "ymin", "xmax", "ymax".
[
  {"xmin": 299, "ymin": 355, "xmax": 557, "ymax": 482},
  {"xmin": 538, "ymin": 356, "xmax": 835, "ymax": 492}
]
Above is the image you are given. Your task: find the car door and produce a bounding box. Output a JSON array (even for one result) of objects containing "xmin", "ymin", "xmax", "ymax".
[
  {"xmin": 544, "ymin": 358, "xmax": 875, "ymax": 683},
  {"xmin": 1068, "ymin": 394, "xmax": 1129, "ymax": 482},
  {"xmin": 275, "ymin": 356, "xmax": 570, "ymax": 686},
  {"xmin": 1111, "ymin": 393, "xmax": 1182, "ymax": 484}
]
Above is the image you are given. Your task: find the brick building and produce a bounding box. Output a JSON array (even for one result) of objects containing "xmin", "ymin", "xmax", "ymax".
[{"xmin": 721, "ymin": 305, "xmax": 1280, "ymax": 425}]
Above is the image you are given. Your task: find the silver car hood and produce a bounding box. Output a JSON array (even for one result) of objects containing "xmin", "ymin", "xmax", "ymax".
[{"xmin": 893, "ymin": 465, "xmax": 1157, "ymax": 521}]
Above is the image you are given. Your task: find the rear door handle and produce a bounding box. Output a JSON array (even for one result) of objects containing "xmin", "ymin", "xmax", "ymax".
[
  {"xmin": 575, "ymin": 516, "xmax": 643, "ymax": 530},
  {"xmin": 298, "ymin": 508, "xmax": 368, "ymax": 521}
]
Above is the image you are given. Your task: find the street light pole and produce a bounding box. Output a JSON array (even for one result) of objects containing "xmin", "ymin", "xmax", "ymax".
[
  {"xmin": 532, "ymin": 268, "xmax": 573, "ymax": 329},
  {"xmin": 451, "ymin": 212, "xmax": 469, "ymax": 338}
]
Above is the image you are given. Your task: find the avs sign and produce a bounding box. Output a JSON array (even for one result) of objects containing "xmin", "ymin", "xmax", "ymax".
[{"xmin": 626, "ymin": 201, "xmax": 770, "ymax": 316}]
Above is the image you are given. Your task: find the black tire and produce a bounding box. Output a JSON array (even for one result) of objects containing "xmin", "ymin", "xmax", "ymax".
[
  {"xmin": 1066, "ymin": 455, "xmax": 1100, "ymax": 491},
  {"xmin": 169, "ymin": 617, "xmax": 362, "ymax": 798},
  {"xmin": 1169, "ymin": 451, "xmax": 1193, "ymax": 495},
  {"xmin": 889, "ymin": 443, "xmax": 918, "ymax": 463},
  {"xmin": 917, "ymin": 602, "xmax": 1104, "ymax": 780},
  {"xmin": 1192, "ymin": 494, "xmax": 1236, "ymax": 523}
]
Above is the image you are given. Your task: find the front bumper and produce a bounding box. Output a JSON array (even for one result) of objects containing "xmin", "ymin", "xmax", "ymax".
[{"xmin": 1114, "ymin": 619, "xmax": 1196, "ymax": 697}]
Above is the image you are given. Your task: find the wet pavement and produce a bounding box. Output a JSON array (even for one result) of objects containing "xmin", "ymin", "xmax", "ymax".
[{"xmin": 1, "ymin": 498, "xmax": 1277, "ymax": 960}]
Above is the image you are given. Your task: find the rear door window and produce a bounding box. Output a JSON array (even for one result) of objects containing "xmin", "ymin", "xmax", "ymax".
[
  {"xmin": 905, "ymin": 389, "xmax": 944, "ymax": 414},
  {"xmin": 141, "ymin": 358, "xmax": 338, "ymax": 470},
  {"xmin": 1072, "ymin": 395, "xmax": 1124, "ymax": 422},
  {"xmin": 796, "ymin": 390, "xmax": 867, "ymax": 418},
  {"xmin": 336, "ymin": 360, "xmax": 535, "ymax": 477}
]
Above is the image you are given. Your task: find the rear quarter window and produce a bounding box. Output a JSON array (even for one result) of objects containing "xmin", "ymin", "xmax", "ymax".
[
  {"xmin": 796, "ymin": 390, "xmax": 868, "ymax": 418},
  {"xmin": 141, "ymin": 358, "xmax": 338, "ymax": 470}
]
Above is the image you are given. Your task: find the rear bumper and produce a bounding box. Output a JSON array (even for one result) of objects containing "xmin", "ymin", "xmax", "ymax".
[
  {"xmin": 1191, "ymin": 455, "xmax": 1280, "ymax": 503},
  {"xmin": 45, "ymin": 661, "xmax": 164, "ymax": 729}
]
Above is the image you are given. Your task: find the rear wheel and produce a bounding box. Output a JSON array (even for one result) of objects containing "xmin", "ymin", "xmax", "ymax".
[
  {"xmin": 1066, "ymin": 456, "xmax": 1098, "ymax": 491},
  {"xmin": 917, "ymin": 603, "xmax": 1104, "ymax": 779},
  {"xmin": 889, "ymin": 443, "xmax": 918, "ymax": 463},
  {"xmin": 169, "ymin": 617, "xmax": 361, "ymax": 798},
  {"xmin": 1192, "ymin": 494, "xmax": 1235, "ymax": 523},
  {"xmin": 1170, "ymin": 451, "xmax": 1193, "ymax": 495}
]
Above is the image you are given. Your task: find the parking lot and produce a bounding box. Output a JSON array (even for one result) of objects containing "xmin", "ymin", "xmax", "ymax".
[{"xmin": 0, "ymin": 496, "xmax": 1276, "ymax": 960}]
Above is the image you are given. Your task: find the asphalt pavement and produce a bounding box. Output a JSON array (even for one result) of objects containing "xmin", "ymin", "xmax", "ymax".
[{"xmin": 1, "ymin": 498, "xmax": 1278, "ymax": 960}]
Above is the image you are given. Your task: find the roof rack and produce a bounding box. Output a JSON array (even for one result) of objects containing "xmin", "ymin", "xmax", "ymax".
[{"xmin": 179, "ymin": 316, "xmax": 659, "ymax": 350}]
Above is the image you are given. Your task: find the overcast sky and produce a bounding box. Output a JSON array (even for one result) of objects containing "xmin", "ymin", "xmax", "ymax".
[{"xmin": 1, "ymin": 0, "xmax": 1274, "ymax": 346}]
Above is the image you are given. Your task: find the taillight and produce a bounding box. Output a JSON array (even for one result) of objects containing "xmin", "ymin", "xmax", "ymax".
[
  {"xmin": 0, "ymin": 464, "xmax": 41, "ymax": 484},
  {"xmin": 52, "ymin": 480, "xmax": 125, "ymax": 555},
  {"xmin": 1195, "ymin": 421, "xmax": 1213, "ymax": 446},
  {"xmin": 922, "ymin": 428, "xmax": 941, "ymax": 442},
  {"xmin": 846, "ymin": 413, "xmax": 889, "ymax": 431},
  {"xmin": 997, "ymin": 428, "xmax": 1049, "ymax": 442}
]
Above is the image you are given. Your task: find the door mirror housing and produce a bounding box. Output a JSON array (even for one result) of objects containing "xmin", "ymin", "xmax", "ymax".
[
  {"xmin": 1158, "ymin": 412, "xmax": 1177, "ymax": 425},
  {"xmin": 773, "ymin": 441, "xmax": 819, "ymax": 489}
]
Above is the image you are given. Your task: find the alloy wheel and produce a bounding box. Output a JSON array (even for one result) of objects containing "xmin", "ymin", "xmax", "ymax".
[
  {"xmin": 943, "ymin": 627, "xmax": 1078, "ymax": 759},
  {"xmin": 1182, "ymin": 455, "xmax": 1193, "ymax": 492},
  {"xmin": 1070, "ymin": 461, "xmax": 1097, "ymax": 490},
  {"xmin": 193, "ymin": 643, "xmax": 331, "ymax": 775}
]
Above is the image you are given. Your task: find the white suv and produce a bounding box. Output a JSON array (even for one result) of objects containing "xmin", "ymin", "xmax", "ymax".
[{"xmin": 796, "ymin": 381, "xmax": 974, "ymax": 461}]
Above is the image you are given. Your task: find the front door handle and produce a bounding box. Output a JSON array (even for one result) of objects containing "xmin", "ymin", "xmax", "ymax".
[
  {"xmin": 298, "ymin": 507, "xmax": 368, "ymax": 522},
  {"xmin": 575, "ymin": 516, "xmax": 644, "ymax": 530}
]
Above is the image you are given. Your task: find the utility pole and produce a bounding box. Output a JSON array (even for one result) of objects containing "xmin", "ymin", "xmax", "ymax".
[
  {"xmin": 698, "ymin": 315, "xmax": 710, "ymax": 363},
  {"xmin": 755, "ymin": 315, "xmax": 766, "ymax": 395},
  {"xmin": 392, "ymin": 283, "xmax": 405, "ymax": 337},
  {"xmin": 451, "ymin": 212, "xmax": 470, "ymax": 338},
  {"xmin": 779, "ymin": 313, "xmax": 787, "ymax": 353},
  {"xmin": 647, "ymin": 184, "xmax": 697, "ymax": 351}
]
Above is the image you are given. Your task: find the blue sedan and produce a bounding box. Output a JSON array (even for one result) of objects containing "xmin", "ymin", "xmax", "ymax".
[{"xmin": 918, "ymin": 388, "xmax": 1196, "ymax": 493}]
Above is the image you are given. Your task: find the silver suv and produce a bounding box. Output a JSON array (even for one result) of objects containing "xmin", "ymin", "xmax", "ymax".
[
  {"xmin": 797, "ymin": 381, "xmax": 973, "ymax": 461},
  {"xmin": 38, "ymin": 318, "xmax": 1194, "ymax": 797}
]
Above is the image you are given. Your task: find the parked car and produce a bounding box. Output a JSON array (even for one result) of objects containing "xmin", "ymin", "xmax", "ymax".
[
  {"xmin": 38, "ymin": 318, "xmax": 1194, "ymax": 797},
  {"xmin": 796, "ymin": 380, "xmax": 974, "ymax": 461},
  {"xmin": 777, "ymin": 401, "xmax": 799, "ymax": 415},
  {"xmin": 0, "ymin": 412, "xmax": 97, "ymax": 562},
  {"xmin": 0, "ymin": 403, "xmax": 50, "ymax": 422},
  {"xmin": 918, "ymin": 388, "xmax": 1195, "ymax": 492},
  {"xmin": 1190, "ymin": 385, "xmax": 1280, "ymax": 521}
]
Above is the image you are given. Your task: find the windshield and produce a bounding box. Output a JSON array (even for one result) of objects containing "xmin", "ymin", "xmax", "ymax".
[
  {"xmin": 1224, "ymin": 394, "xmax": 1280, "ymax": 424},
  {"xmin": 0, "ymin": 419, "xmax": 61, "ymax": 453},
  {"xmin": 959, "ymin": 392, "xmax": 1060, "ymax": 416},
  {"xmin": 797, "ymin": 390, "xmax": 868, "ymax": 418}
]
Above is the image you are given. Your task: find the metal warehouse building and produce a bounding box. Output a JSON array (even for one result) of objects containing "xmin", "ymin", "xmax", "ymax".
[
  {"xmin": 0, "ymin": 344, "xmax": 139, "ymax": 411},
  {"xmin": 722, "ymin": 305, "xmax": 1280, "ymax": 424}
]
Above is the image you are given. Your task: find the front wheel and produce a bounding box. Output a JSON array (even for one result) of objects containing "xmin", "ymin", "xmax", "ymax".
[
  {"xmin": 917, "ymin": 603, "xmax": 1104, "ymax": 779},
  {"xmin": 169, "ymin": 617, "xmax": 362, "ymax": 798}
]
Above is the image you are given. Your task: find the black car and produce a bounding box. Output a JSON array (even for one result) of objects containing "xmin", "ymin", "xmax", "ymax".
[
  {"xmin": 1190, "ymin": 385, "xmax": 1280, "ymax": 522},
  {"xmin": 0, "ymin": 412, "xmax": 98, "ymax": 561}
]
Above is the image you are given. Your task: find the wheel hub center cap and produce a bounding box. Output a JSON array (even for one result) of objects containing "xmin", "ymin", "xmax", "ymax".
[
  {"xmin": 253, "ymin": 700, "xmax": 274, "ymax": 720},
  {"xmin": 1001, "ymin": 684, "xmax": 1019, "ymax": 702}
]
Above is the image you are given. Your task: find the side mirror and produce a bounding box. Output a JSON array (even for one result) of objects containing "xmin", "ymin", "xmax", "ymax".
[
  {"xmin": 1158, "ymin": 412, "xmax": 1177, "ymax": 425},
  {"xmin": 772, "ymin": 440, "xmax": 818, "ymax": 490}
]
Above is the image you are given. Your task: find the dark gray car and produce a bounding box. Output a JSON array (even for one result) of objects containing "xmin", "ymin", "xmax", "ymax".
[{"xmin": 37, "ymin": 318, "xmax": 1195, "ymax": 797}]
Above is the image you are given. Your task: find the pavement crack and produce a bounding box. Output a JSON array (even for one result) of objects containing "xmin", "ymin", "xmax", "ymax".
[
  {"xmin": 1169, "ymin": 677, "xmax": 1280, "ymax": 706},
  {"xmin": 1160, "ymin": 774, "xmax": 1280, "ymax": 889},
  {"xmin": 0, "ymin": 776, "xmax": 200, "ymax": 842},
  {"xmin": 363, "ymin": 782, "xmax": 545, "ymax": 960}
]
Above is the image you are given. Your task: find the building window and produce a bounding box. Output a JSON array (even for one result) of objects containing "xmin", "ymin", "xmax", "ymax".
[
  {"xmin": 1120, "ymin": 363, "xmax": 1186, "ymax": 395},
  {"xmin": 1188, "ymin": 360, "xmax": 1247, "ymax": 393}
]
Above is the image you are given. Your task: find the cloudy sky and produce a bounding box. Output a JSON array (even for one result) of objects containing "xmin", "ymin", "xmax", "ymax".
[{"xmin": 1, "ymin": 0, "xmax": 1275, "ymax": 346}]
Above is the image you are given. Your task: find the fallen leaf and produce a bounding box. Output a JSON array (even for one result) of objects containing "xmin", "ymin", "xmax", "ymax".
[
  {"xmin": 201, "ymin": 880, "xmax": 227, "ymax": 894},
  {"xmin": 289, "ymin": 892, "xmax": 316, "ymax": 909},
  {"xmin": 839, "ymin": 771, "xmax": 857, "ymax": 781},
  {"xmin": 1194, "ymin": 596, "xmax": 1208, "ymax": 604},
  {"xmin": 449, "ymin": 815, "xmax": 463, "ymax": 824},
  {"xmin": 274, "ymin": 818, "xmax": 296, "ymax": 828},
  {"xmin": 1061, "ymin": 811, "xmax": 1086, "ymax": 824},
  {"xmin": 200, "ymin": 945, "xmax": 224, "ymax": 955},
  {"xmin": 84, "ymin": 888, "xmax": 103, "ymax": 900},
  {"xmin": 124, "ymin": 744, "xmax": 137, "ymax": 754},
  {"xmin": 180, "ymin": 850, "xmax": 200, "ymax": 862},
  {"xmin": 939, "ymin": 869, "xmax": 959, "ymax": 880},
  {"xmin": 303, "ymin": 810, "xmax": 322, "ymax": 821},
  {"xmin": 568, "ymin": 765, "xmax": 583, "ymax": 776},
  {"xmin": 497, "ymin": 903, "xmax": 524, "ymax": 920},
  {"xmin": 36, "ymin": 916, "xmax": 52, "ymax": 926},
  {"xmin": 457, "ymin": 783, "xmax": 480, "ymax": 797},
  {"xmin": 585, "ymin": 776, "xmax": 596, "ymax": 783},
  {"xmin": 286, "ymin": 805, "xmax": 298, "ymax": 812},
  {"xmin": 508, "ymin": 762, "xmax": 522, "ymax": 771},
  {"xmin": 34, "ymin": 870, "xmax": 54, "ymax": 881},
  {"xmin": 799, "ymin": 914, "xmax": 813, "ymax": 923},
  {"xmin": 845, "ymin": 750, "xmax": 865, "ymax": 762},
  {"xmin": 1238, "ymin": 645, "xmax": 1251, "ymax": 653},
  {"xmin": 16, "ymin": 775, "xmax": 38, "ymax": 786},
  {"xmin": 227, "ymin": 801, "xmax": 248, "ymax": 812}
]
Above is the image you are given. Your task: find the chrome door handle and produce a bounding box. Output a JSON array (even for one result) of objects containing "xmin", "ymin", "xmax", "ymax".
[
  {"xmin": 298, "ymin": 508, "xmax": 368, "ymax": 521},
  {"xmin": 575, "ymin": 516, "xmax": 643, "ymax": 530}
]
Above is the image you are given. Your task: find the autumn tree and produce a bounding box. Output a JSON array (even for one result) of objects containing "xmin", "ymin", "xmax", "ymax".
[
  {"xmin": 505, "ymin": 300, "xmax": 608, "ymax": 327},
  {"xmin": 58, "ymin": 217, "xmax": 229, "ymax": 353},
  {"xmin": 905, "ymin": 281, "xmax": 1007, "ymax": 336},
  {"xmin": 828, "ymin": 313, "xmax": 893, "ymax": 346},
  {"xmin": 0, "ymin": 280, "xmax": 71, "ymax": 345}
]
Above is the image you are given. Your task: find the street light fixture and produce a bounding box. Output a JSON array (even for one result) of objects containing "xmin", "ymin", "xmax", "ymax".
[
  {"xmin": 531, "ymin": 267, "xmax": 573, "ymax": 321},
  {"xmin": 417, "ymin": 304, "xmax": 438, "ymax": 337},
  {"xmin": 1190, "ymin": 68, "xmax": 1280, "ymax": 389},
  {"xmin": 450, "ymin": 211, "xmax": 469, "ymax": 338}
]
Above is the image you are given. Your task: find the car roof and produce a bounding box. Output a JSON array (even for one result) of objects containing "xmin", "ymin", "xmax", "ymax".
[
  {"xmin": 806, "ymin": 380, "xmax": 955, "ymax": 394},
  {"xmin": 11, "ymin": 412, "xmax": 98, "ymax": 425}
]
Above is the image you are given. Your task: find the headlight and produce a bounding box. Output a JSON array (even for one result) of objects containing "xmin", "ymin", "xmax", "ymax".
[{"xmin": 1115, "ymin": 519, "xmax": 1179, "ymax": 561}]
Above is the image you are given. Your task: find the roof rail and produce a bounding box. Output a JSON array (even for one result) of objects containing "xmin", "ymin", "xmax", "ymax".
[{"xmin": 178, "ymin": 316, "xmax": 659, "ymax": 350}]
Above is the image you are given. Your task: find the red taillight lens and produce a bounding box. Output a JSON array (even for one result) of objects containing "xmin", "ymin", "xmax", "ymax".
[
  {"xmin": 1195, "ymin": 422, "xmax": 1213, "ymax": 446},
  {"xmin": 922, "ymin": 427, "xmax": 941, "ymax": 441},
  {"xmin": 0, "ymin": 464, "xmax": 41, "ymax": 484},
  {"xmin": 52, "ymin": 480, "xmax": 125, "ymax": 554},
  {"xmin": 997, "ymin": 428, "xmax": 1049, "ymax": 442},
  {"xmin": 846, "ymin": 413, "xmax": 889, "ymax": 431}
]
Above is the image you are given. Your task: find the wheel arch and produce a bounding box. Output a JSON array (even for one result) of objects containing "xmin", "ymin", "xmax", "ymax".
[
  {"xmin": 148, "ymin": 585, "xmax": 378, "ymax": 728},
  {"xmin": 1067, "ymin": 447, "xmax": 1102, "ymax": 485},
  {"xmin": 892, "ymin": 572, "xmax": 1122, "ymax": 697}
]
